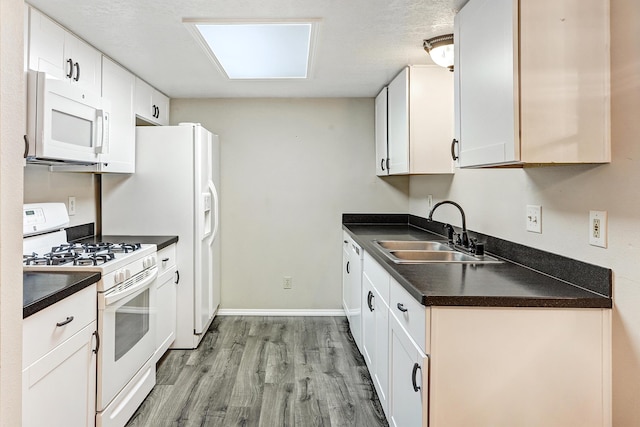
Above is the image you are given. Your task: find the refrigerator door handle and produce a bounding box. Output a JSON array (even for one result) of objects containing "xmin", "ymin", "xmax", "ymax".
[{"xmin": 208, "ymin": 180, "xmax": 220, "ymax": 242}]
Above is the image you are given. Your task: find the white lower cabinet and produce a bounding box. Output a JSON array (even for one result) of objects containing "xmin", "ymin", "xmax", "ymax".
[
  {"xmin": 389, "ymin": 312, "xmax": 428, "ymax": 427},
  {"xmin": 362, "ymin": 251, "xmax": 391, "ymax": 415},
  {"xmin": 356, "ymin": 248, "xmax": 612, "ymax": 427},
  {"xmin": 342, "ymin": 232, "xmax": 363, "ymax": 350},
  {"xmin": 154, "ymin": 243, "xmax": 178, "ymax": 363},
  {"xmin": 22, "ymin": 284, "xmax": 98, "ymax": 427}
]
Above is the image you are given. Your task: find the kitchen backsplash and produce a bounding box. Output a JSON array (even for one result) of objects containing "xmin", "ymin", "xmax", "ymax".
[{"xmin": 23, "ymin": 164, "xmax": 97, "ymax": 227}]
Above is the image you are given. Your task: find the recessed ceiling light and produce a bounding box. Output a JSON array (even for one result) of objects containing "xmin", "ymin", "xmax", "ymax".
[{"xmin": 184, "ymin": 19, "xmax": 320, "ymax": 80}]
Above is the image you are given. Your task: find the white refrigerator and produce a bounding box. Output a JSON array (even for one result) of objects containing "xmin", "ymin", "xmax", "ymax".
[{"xmin": 102, "ymin": 123, "xmax": 220, "ymax": 349}]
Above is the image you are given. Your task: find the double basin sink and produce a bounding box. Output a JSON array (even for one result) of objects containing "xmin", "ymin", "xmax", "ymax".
[{"xmin": 374, "ymin": 240, "xmax": 502, "ymax": 264}]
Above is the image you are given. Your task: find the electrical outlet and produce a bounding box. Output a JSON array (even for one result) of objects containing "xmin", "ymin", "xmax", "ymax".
[
  {"xmin": 283, "ymin": 276, "xmax": 293, "ymax": 289},
  {"xmin": 589, "ymin": 211, "xmax": 607, "ymax": 248},
  {"xmin": 526, "ymin": 205, "xmax": 542, "ymax": 233},
  {"xmin": 427, "ymin": 195, "xmax": 433, "ymax": 211},
  {"xmin": 68, "ymin": 196, "xmax": 76, "ymax": 216}
]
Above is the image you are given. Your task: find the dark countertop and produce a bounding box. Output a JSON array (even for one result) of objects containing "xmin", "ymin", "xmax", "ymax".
[
  {"xmin": 23, "ymin": 271, "xmax": 101, "ymax": 318},
  {"xmin": 343, "ymin": 223, "xmax": 612, "ymax": 309},
  {"xmin": 80, "ymin": 235, "xmax": 178, "ymax": 251}
]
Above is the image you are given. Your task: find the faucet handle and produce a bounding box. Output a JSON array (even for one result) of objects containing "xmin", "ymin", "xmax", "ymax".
[{"xmin": 444, "ymin": 224, "xmax": 455, "ymax": 243}]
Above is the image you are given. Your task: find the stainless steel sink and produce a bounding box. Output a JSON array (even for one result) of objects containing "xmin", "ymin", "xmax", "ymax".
[
  {"xmin": 375, "ymin": 240, "xmax": 452, "ymax": 251},
  {"xmin": 373, "ymin": 240, "xmax": 503, "ymax": 264}
]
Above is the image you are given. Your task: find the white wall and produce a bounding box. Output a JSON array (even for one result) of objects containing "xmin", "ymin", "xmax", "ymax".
[
  {"xmin": 23, "ymin": 165, "xmax": 97, "ymax": 227},
  {"xmin": 0, "ymin": 0, "xmax": 24, "ymax": 424},
  {"xmin": 171, "ymin": 98, "xmax": 409, "ymax": 311},
  {"xmin": 409, "ymin": 0, "xmax": 640, "ymax": 424}
]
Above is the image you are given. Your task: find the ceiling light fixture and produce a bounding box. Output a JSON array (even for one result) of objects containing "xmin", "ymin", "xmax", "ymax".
[
  {"xmin": 184, "ymin": 19, "xmax": 319, "ymax": 80},
  {"xmin": 423, "ymin": 34, "xmax": 454, "ymax": 72}
]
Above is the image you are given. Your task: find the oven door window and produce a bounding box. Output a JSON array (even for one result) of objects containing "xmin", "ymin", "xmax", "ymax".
[{"xmin": 114, "ymin": 288, "xmax": 150, "ymax": 361}]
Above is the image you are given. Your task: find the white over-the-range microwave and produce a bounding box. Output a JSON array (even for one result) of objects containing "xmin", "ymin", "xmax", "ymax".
[{"xmin": 25, "ymin": 70, "xmax": 110, "ymax": 166}]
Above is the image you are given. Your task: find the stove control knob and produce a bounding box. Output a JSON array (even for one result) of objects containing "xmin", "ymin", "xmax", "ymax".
[
  {"xmin": 125, "ymin": 269, "xmax": 131, "ymax": 280},
  {"xmin": 150, "ymin": 256, "xmax": 157, "ymax": 266},
  {"xmin": 114, "ymin": 270, "xmax": 124, "ymax": 284},
  {"xmin": 143, "ymin": 257, "xmax": 149, "ymax": 269}
]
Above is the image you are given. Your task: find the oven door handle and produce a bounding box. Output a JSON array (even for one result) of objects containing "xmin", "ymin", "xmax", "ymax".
[{"xmin": 104, "ymin": 267, "xmax": 158, "ymax": 306}]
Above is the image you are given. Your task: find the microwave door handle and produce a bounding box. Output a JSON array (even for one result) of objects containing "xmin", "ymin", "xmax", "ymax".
[{"xmin": 95, "ymin": 110, "xmax": 109, "ymax": 155}]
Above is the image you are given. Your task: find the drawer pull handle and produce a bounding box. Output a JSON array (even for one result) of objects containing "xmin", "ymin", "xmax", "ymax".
[
  {"xmin": 367, "ymin": 291, "xmax": 374, "ymax": 312},
  {"xmin": 175, "ymin": 270, "xmax": 180, "ymax": 284},
  {"xmin": 397, "ymin": 303, "xmax": 408, "ymax": 312},
  {"xmin": 162, "ymin": 257, "xmax": 170, "ymax": 262},
  {"xmin": 412, "ymin": 363, "xmax": 422, "ymax": 392},
  {"xmin": 56, "ymin": 316, "xmax": 74, "ymax": 327},
  {"xmin": 346, "ymin": 261, "xmax": 350, "ymax": 274}
]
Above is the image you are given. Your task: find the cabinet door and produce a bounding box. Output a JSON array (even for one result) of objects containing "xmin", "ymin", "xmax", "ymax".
[
  {"xmin": 134, "ymin": 78, "xmax": 170, "ymax": 125},
  {"xmin": 152, "ymin": 90, "xmax": 170, "ymax": 126},
  {"xmin": 101, "ymin": 57, "xmax": 135, "ymax": 173},
  {"xmin": 361, "ymin": 273, "xmax": 376, "ymax": 369},
  {"xmin": 155, "ymin": 271, "xmax": 177, "ymax": 362},
  {"xmin": 387, "ymin": 67, "xmax": 410, "ymax": 174},
  {"xmin": 373, "ymin": 287, "xmax": 389, "ymax": 417},
  {"xmin": 23, "ymin": 322, "xmax": 97, "ymax": 427},
  {"xmin": 455, "ymin": 0, "xmax": 519, "ymax": 167},
  {"xmin": 65, "ymin": 33, "xmax": 102, "ymax": 93},
  {"xmin": 389, "ymin": 313, "xmax": 428, "ymax": 427},
  {"xmin": 342, "ymin": 235, "xmax": 351, "ymax": 318},
  {"xmin": 375, "ymin": 87, "xmax": 389, "ymax": 176},
  {"xmin": 27, "ymin": 7, "xmax": 66, "ymax": 80}
]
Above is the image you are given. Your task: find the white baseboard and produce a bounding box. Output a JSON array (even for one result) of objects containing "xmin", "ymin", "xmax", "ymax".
[{"xmin": 217, "ymin": 308, "xmax": 346, "ymax": 317}]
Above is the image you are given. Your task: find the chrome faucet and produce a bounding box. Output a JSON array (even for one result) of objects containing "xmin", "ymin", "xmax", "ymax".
[{"xmin": 427, "ymin": 200, "xmax": 470, "ymax": 249}]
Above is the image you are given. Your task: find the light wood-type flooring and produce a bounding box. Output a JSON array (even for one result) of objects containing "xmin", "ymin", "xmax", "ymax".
[{"xmin": 126, "ymin": 316, "xmax": 388, "ymax": 427}]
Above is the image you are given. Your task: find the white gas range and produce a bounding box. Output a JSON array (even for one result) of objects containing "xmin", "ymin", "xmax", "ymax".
[{"xmin": 23, "ymin": 203, "xmax": 158, "ymax": 427}]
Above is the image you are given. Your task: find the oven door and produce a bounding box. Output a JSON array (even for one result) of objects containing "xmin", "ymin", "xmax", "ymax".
[{"xmin": 97, "ymin": 266, "xmax": 157, "ymax": 411}]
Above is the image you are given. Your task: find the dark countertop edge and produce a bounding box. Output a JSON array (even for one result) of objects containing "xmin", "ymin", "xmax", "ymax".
[
  {"xmin": 100, "ymin": 235, "xmax": 179, "ymax": 251},
  {"xmin": 23, "ymin": 272, "xmax": 101, "ymax": 318},
  {"xmin": 342, "ymin": 221, "xmax": 612, "ymax": 309}
]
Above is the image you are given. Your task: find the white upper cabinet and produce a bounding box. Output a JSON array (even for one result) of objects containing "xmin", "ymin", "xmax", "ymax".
[
  {"xmin": 100, "ymin": 57, "xmax": 136, "ymax": 173},
  {"xmin": 454, "ymin": 0, "xmax": 610, "ymax": 167},
  {"xmin": 27, "ymin": 7, "xmax": 102, "ymax": 94},
  {"xmin": 134, "ymin": 77, "xmax": 170, "ymax": 126},
  {"xmin": 375, "ymin": 87, "xmax": 389, "ymax": 176},
  {"xmin": 379, "ymin": 65, "xmax": 454, "ymax": 175}
]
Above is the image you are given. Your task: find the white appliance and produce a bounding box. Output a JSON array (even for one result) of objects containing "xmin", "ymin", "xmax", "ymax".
[
  {"xmin": 25, "ymin": 70, "xmax": 111, "ymax": 165},
  {"xmin": 23, "ymin": 203, "xmax": 158, "ymax": 427},
  {"xmin": 102, "ymin": 123, "xmax": 221, "ymax": 349}
]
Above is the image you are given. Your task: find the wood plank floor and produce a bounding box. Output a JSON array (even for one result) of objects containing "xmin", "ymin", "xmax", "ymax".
[{"xmin": 126, "ymin": 316, "xmax": 388, "ymax": 427}]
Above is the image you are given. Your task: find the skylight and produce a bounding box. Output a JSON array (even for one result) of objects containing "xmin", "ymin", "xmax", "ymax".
[{"xmin": 185, "ymin": 20, "xmax": 319, "ymax": 80}]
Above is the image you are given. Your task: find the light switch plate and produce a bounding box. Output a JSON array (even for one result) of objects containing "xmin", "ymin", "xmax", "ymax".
[
  {"xmin": 589, "ymin": 210, "xmax": 608, "ymax": 248},
  {"xmin": 526, "ymin": 205, "xmax": 542, "ymax": 233}
]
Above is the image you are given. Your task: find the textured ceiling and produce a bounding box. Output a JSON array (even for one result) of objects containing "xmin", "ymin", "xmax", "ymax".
[{"xmin": 26, "ymin": 0, "xmax": 469, "ymax": 98}]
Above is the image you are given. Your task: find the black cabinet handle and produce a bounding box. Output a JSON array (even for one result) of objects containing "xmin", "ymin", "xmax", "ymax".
[
  {"xmin": 412, "ymin": 363, "xmax": 421, "ymax": 392},
  {"xmin": 73, "ymin": 62, "xmax": 80, "ymax": 81},
  {"xmin": 386, "ymin": 158, "xmax": 390, "ymax": 170},
  {"xmin": 174, "ymin": 270, "xmax": 180, "ymax": 284},
  {"xmin": 367, "ymin": 291, "xmax": 374, "ymax": 311},
  {"xmin": 381, "ymin": 158, "xmax": 385, "ymax": 171},
  {"xmin": 162, "ymin": 257, "xmax": 170, "ymax": 262},
  {"xmin": 397, "ymin": 303, "xmax": 408, "ymax": 312},
  {"xmin": 66, "ymin": 58, "xmax": 73, "ymax": 78},
  {"xmin": 56, "ymin": 316, "xmax": 74, "ymax": 327},
  {"xmin": 23, "ymin": 134, "xmax": 29, "ymax": 158},
  {"xmin": 451, "ymin": 138, "xmax": 459, "ymax": 161},
  {"xmin": 346, "ymin": 261, "xmax": 350, "ymax": 274},
  {"xmin": 92, "ymin": 331, "xmax": 100, "ymax": 354}
]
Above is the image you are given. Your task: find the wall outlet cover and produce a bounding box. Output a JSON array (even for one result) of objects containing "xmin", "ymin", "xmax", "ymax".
[
  {"xmin": 589, "ymin": 210, "xmax": 608, "ymax": 248},
  {"xmin": 526, "ymin": 205, "xmax": 542, "ymax": 233}
]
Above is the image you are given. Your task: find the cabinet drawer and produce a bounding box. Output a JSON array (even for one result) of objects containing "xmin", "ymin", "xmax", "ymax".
[
  {"xmin": 23, "ymin": 284, "xmax": 97, "ymax": 367},
  {"xmin": 158, "ymin": 244, "xmax": 177, "ymax": 274},
  {"xmin": 390, "ymin": 278, "xmax": 427, "ymax": 354},
  {"xmin": 363, "ymin": 252, "xmax": 390, "ymax": 305}
]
